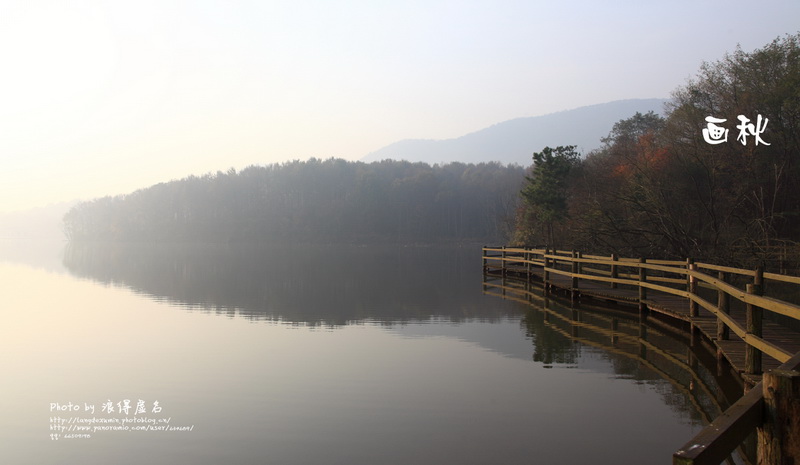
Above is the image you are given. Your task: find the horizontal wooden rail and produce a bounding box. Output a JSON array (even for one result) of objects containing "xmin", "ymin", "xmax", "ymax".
[
  {"xmin": 763, "ymin": 271, "xmax": 800, "ymax": 285},
  {"xmin": 483, "ymin": 247, "xmax": 800, "ymax": 326},
  {"xmin": 688, "ymin": 269, "xmax": 800, "ymax": 320},
  {"xmin": 673, "ymin": 351, "xmax": 800, "ymax": 465},
  {"xmin": 672, "ymin": 382, "xmax": 763, "ymax": 465},
  {"xmin": 695, "ymin": 262, "xmax": 756, "ymax": 277}
]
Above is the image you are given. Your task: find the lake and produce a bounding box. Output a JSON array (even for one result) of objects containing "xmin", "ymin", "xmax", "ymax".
[{"xmin": 1, "ymin": 241, "xmax": 745, "ymax": 464}]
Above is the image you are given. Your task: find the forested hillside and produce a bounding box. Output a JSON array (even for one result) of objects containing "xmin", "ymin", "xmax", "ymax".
[
  {"xmin": 514, "ymin": 34, "xmax": 800, "ymax": 266},
  {"xmin": 63, "ymin": 159, "xmax": 525, "ymax": 243}
]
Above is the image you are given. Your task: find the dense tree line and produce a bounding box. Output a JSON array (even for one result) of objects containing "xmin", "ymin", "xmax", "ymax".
[
  {"xmin": 64, "ymin": 159, "xmax": 524, "ymax": 243},
  {"xmin": 514, "ymin": 34, "xmax": 800, "ymax": 266}
]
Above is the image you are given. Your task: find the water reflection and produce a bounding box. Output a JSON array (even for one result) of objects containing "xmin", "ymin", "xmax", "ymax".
[
  {"xmin": 483, "ymin": 274, "xmax": 752, "ymax": 464},
  {"xmin": 63, "ymin": 242, "xmax": 513, "ymax": 325},
  {"xmin": 0, "ymin": 236, "xmax": 67, "ymax": 274},
  {"xmin": 55, "ymin": 242, "xmax": 753, "ymax": 463}
]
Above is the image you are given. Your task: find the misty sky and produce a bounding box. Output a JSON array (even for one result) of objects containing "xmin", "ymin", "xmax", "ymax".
[{"xmin": 1, "ymin": 0, "xmax": 798, "ymax": 213}]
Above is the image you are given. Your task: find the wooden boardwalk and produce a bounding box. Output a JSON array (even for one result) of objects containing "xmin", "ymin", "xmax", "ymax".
[
  {"xmin": 481, "ymin": 276, "xmax": 746, "ymax": 438},
  {"xmin": 482, "ymin": 247, "xmax": 800, "ymax": 464},
  {"xmin": 483, "ymin": 253, "xmax": 800, "ymax": 380}
]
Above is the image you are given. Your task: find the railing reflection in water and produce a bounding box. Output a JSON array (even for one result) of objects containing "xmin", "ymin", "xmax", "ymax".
[{"xmin": 482, "ymin": 273, "xmax": 754, "ymax": 465}]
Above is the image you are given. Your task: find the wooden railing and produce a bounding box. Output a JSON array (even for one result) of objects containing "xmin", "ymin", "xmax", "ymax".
[
  {"xmin": 482, "ymin": 276, "xmax": 747, "ymax": 458},
  {"xmin": 482, "ymin": 246, "xmax": 800, "ymax": 465},
  {"xmin": 673, "ymin": 352, "xmax": 800, "ymax": 465}
]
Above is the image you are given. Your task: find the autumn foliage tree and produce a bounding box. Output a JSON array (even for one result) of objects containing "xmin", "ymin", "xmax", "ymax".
[
  {"xmin": 663, "ymin": 33, "xmax": 800, "ymax": 263},
  {"xmin": 565, "ymin": 112, "xmax": 687, "ymax": 257},
  {"xmin": 513, "ymin": 33, "xmax": 800, "ymax": 267}
]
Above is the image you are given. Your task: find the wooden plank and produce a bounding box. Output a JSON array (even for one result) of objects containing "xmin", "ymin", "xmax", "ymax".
[
  {"xmin": 673, "ymin": 386, "xmax": 762, "ymax": 465},
  {"xmin": 695, "ymin": 262, "xmax": 755, "ymax": 277},
  {"xmin": 743, "ymin": 334, "xmax": 792, "ymax": 363},
  {"xmin": 689, "ymin": 269, "xmax": 800, "ymax": 320},
  {"xmin": 647, "ymin": 259, "xmax": 689, "ymax": 266},
  {"xmin": 581, "ymin": 254, "xmax": 609, "ymax": 260},
  {"xmin": 641, "ymin": 281, "xmax": 691, "ymax": 298},
  {"xmin": 763, "ymin": 271, "xmax": 800, "ymax": 285},
  {"xmin": 640, "ymin": 262, "xmax": 690, "ymax": 275},
  {"xmin": 674, "ymin": 352, "xmax": 800, "ymax": 465}
]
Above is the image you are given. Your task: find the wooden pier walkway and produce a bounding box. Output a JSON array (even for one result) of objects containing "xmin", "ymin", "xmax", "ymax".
[
  {"xmin": 482, "ymin": 247, "xmax": 800, "ymax": 465},
  {"xmin": 482, "ymin": 276, "xmax": 745, "ymax": 443}
]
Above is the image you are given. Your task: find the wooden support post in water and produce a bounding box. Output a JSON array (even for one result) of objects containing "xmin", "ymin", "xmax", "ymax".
[
  {"xmin": 610, "ymin": 253, "xmax": 618, "ymax": 289},
  {"xmin": 638, "ymin": 257, "xmax": 648, "ymax": 316},
  {"xmin": 745, "ymin": 275, "xmax": 763, "ymax": 375},
  {"xmin": 716, "ymin": 271, "xmax": 730, "ymax": 341},
  {"xmin": 758, "ymin": 369, "xmax": 800, "ymax": 464}
]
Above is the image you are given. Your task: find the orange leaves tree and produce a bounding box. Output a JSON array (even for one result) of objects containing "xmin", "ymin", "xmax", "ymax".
[
  {"xmin": 664, "ymin": 33, "xmax": 800, "ymax": 263},
  {"xmin": 514, "ymin": 34, "xmax": 800, "ymax": 266}
]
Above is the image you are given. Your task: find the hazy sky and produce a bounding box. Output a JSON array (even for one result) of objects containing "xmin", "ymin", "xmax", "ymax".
[{"xmin": 1, "ymin": 0, "xmax": 798, "ymax": 213}]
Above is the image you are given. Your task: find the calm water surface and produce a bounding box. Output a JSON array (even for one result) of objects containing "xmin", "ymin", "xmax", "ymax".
[{"xmin": 1, "ymin": 242, "xmax": 740, "ymax": 464}]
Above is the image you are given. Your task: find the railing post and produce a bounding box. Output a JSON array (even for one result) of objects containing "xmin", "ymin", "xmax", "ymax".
[
  {"xmin": 685, "ymin": 258, "xmax": 698, "ymax": 317},
  {"xmin": 482, "ymin": 246, "xmax": 487, "ymax": 272},
  {"xmin": 638, "ymin": 257, "xmax": 647, "ymax": 315},
  {"xmin": 745, "ymin": 267, "xmax": 764, "ymax": 375},
  {"xmin": 610, "ymin": 253, "xmax": 618, "ymax": 289},
  {"xmin": 501, "ymin": 246, "xmax": 507, "ymax": 275},
  {"xmin": 526, "ymin": 247, "xmax": 531, "ymax": 278},
  {"xmin": 758, "ymin": 369, "xmax": 800, "ymax": 464},
  {"xmin": 716, "ymin": 271, "xmax": 730, "ymax": 341},
  {"xmin": 571, "ymin": 250, "xmax": 578, "ymax": 290},
  {"xmin": 543, "ymin": 247, "xmax": 550, "ymax": 291},
  {"xmin": 571, "ymin": 250, "xmax": 579, "ymax": 301}
]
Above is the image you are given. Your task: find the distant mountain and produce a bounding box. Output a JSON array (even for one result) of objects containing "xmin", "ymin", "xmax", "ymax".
[{"xmin": 362, "ymin": 98, "xmax": 669, "ymax": 165}]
